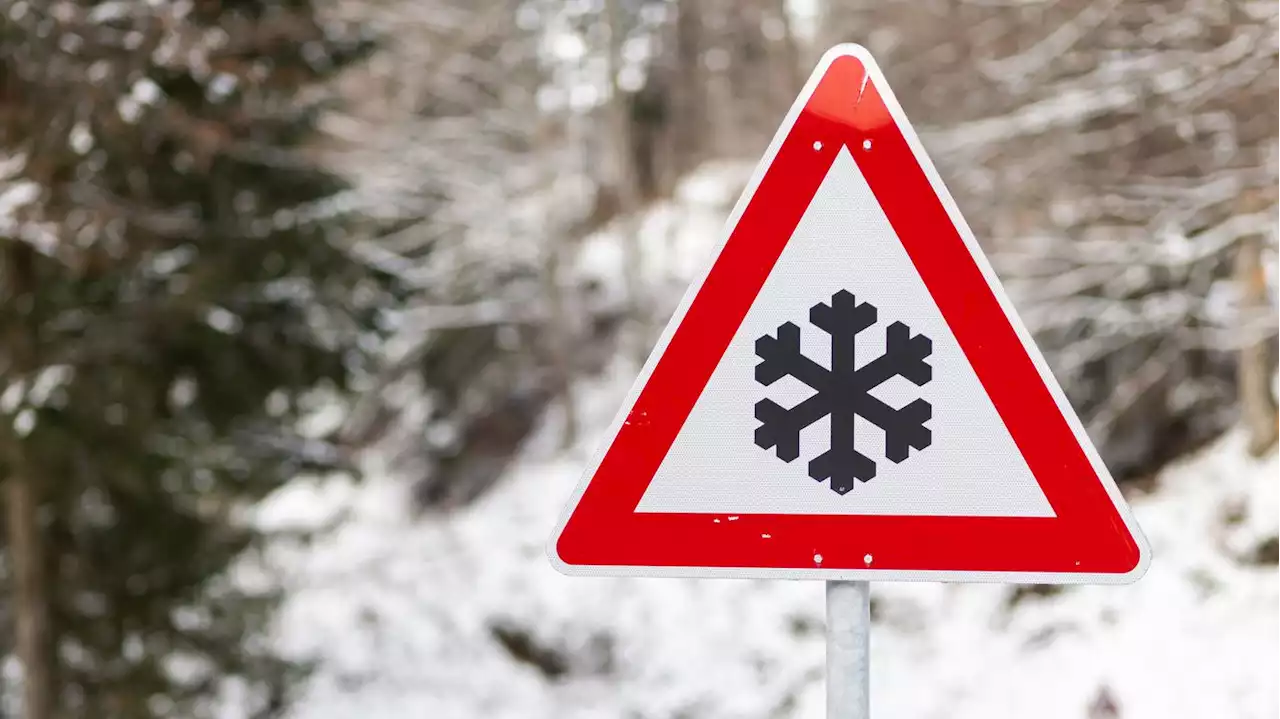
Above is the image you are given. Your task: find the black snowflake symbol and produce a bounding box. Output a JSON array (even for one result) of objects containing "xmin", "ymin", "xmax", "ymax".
[{"xmin": 753, "ymin": 290, "xmax": 933, "ymax": 494}]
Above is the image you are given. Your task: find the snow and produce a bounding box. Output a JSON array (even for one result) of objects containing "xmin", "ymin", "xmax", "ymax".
[
  {"xmin": 251, "ymin": 160, "xmax": 1278, "ymax": 719},
  {"xmin": 0, "ymin": 155, "xmax": 49, "ymax": 256},
  {"xmin": 570, "ymin": 159, "xmax": 753, "ymax": 307},
  {"xmin": 87, "ymin": 1, "xmax": 132, "ymax": 24},
  {"xmin": 0, "ymin": 179, "xmax": 39, "ymax": 217},
  {"xmin": 261, "ymin": 397, "xmax": 1277, "ymax": 719}
]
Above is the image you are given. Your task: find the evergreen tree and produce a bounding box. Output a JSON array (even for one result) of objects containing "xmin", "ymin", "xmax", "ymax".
[{"xmin": 0, "ymin": 2, "xmax": 391, "ymax": 716}]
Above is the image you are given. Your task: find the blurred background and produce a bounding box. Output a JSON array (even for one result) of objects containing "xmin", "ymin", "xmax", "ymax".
[{"xmin": 0, "ymin": 0, "xmax": 1277, "ymax": 717}]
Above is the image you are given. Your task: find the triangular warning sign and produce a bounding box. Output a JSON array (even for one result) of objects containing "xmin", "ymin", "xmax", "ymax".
[{"xmin": 549, "ymin": 45, "xmax": 1150, "ymax": 584}]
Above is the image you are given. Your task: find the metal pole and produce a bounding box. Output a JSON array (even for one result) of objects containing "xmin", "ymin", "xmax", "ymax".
[{"xmin": 826, "ymin": 580, "xmax": 871, "ymax": 719}]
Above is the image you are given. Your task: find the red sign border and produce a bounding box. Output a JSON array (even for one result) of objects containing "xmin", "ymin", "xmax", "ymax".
[{"xmin": 549, "ymin": 45, "xmax": 1150, "ymax": 583}]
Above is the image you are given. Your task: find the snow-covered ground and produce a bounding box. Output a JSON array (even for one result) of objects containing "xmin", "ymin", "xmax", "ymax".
[{"xmin": 255, "ymin": 162, "xmax": 1279, "ymax": 719}]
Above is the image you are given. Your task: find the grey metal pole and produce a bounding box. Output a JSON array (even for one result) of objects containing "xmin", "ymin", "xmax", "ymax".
[{"xmin": 826, "ymin": 580, "xmax": 871, "ymax": 719}]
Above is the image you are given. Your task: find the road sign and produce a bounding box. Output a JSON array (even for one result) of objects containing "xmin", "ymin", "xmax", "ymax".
[{"xmin": 548, "ymin": 43, "xmax": 1150, "ymax": 584}]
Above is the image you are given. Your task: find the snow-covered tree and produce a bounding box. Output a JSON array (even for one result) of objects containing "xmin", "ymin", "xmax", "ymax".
[
  {"xmin": 323, "ymin": 0, "xmax": 807, "ymax": 508},
  {"xmin": 822, "ymin": 0, "xmax": 1279, "ymax": 475},
  {"xmin": 0, "ymin": 2, "xmax": 396, "ymax": 716}
]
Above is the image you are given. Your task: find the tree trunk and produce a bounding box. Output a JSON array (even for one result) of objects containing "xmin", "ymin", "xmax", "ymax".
[
  {"xmin": 605, "ymin": 0, "xmax": 649, "ymax": 362},
  {"xmin": 2, "ymin": 243, "xmax": 55, "ymax": 719},
  {"xmin": 773, "ymin": 0, "xmax": 804, "ymax": 93},
  {"xmin": 1235, "ymin": 235, "xmax": 1278, "ymax": 456},
  {"xmin": 7, "ymin": 472, "xmax": 54, "ymax": 719},
  {"xmin": 646, "ymin": 0, "xmax": 709, "ymax": 196}
]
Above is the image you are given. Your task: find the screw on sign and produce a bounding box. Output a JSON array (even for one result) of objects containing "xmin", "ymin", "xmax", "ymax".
[{"xmin": 548, "ymin": 45, "xmax": 1150, "ymax": 719}]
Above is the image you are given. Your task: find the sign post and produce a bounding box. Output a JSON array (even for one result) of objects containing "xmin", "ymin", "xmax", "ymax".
[
  {"xmin": 549, "ymin": 43, "xmax": 1151, "ymax": 716},
  {"xmin": 827, "ymin": 580, "xmax": 870, "ymax": 719}
]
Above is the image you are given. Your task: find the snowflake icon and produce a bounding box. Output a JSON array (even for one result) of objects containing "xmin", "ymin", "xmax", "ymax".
[{"xmin": 753, "ymin": 290, "xmax": 933, "ymax": 494}]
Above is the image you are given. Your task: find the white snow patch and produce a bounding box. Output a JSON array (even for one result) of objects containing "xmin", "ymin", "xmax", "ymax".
[
  {"xmin": 0, "ymin": 180, "xmax": 39, "ymax": 217},
  {"xmin": 571, "ymin": 159, "xmax": 754, "ymax": 308},
  {"xmin": 69, "ymin": 122, "xmax": 94, "ymax": 155},
  {"xmin": 88, "ymin": 1, "xmax": 131, "ymax": 23},
  {"xmin": 131, "ymin": 77, "xmax": 163, "ymax": 106}
]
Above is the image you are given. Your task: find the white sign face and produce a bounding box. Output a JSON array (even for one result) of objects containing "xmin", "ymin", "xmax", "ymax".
[{"xmin": 636, "ymin": 147, "xmax": 1053, "ymax": 518}]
